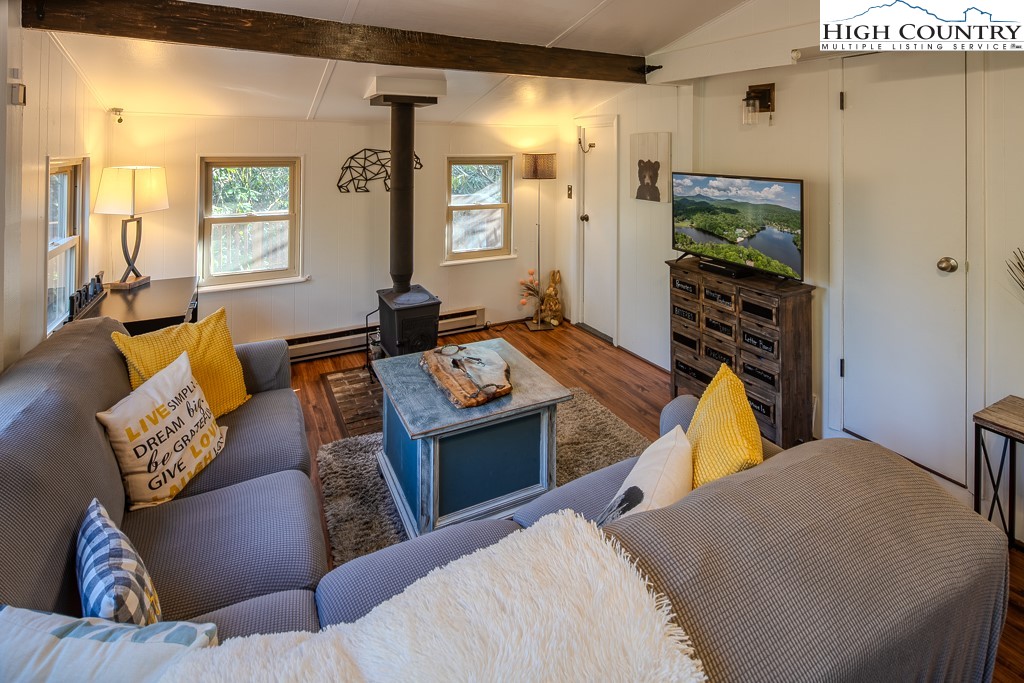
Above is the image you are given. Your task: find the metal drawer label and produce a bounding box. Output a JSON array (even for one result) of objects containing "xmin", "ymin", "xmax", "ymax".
[
  {"xmin": 749, "ymin": 396, "xmax": 774, "ymax": 419},
  {"xmin": 741, "ymin": 300, "xmax": 775, "ymax": 321}
]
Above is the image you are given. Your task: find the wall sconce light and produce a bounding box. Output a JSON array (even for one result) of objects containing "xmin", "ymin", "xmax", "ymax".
[{"xmin": 742, "ymin": 83, "xmax": 775, "ymax": 126}]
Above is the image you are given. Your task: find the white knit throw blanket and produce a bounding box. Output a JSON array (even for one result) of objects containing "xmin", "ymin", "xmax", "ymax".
[{"xmin": 161, "ymin": 510, "xmax": 705, "ymax": 682}]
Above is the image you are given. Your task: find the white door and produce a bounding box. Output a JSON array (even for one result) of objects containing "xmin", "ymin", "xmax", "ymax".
[
  {"xmin": 579, "ymin": 121, "xmax": 617, "ymax": 342},
  {"xmin": 842, "ymin": 52, "xmax": 967, "ymax": 485}
]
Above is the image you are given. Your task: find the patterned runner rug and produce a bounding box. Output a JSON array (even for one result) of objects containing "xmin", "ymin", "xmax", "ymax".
[{"xmin": 316, "ymin": 386, "xmax": 650, "ymax": 566}]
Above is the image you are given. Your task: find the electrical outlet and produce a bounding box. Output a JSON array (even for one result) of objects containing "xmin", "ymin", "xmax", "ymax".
[{"xmin": 567, "ymin": 185, "xmax": 573, "ymax": 199}]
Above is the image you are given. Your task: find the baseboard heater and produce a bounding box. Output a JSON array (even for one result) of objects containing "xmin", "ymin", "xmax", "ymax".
[{"xmin": 285, "ymin": 306, "xmax": 486, "ymax": 363}]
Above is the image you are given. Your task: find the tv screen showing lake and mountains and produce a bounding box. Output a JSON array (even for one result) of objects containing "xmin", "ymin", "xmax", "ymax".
[{"xmin": 671, "ymin": 173, "xmax": 803, "ymax": 280}]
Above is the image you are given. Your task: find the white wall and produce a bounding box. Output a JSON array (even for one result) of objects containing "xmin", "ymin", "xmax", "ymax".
[
  {"xmin": 11, "ymin": 29, "xmax": 109, "ymax": 364},
  {"xmin": 575, "ymin": 84, "xmax": 693, "ymax": 368},
  {"xmin": 105, "ymin": 114, "xmax": 565, "ymax": 343}
]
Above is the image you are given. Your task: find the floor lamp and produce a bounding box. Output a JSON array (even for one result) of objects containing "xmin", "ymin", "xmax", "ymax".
[
  {"xmin": 522, "ymin": 153, "xmax": 556, "ymax": 331},
  {"xmin": 94, "ymin": 166, "xmax": 169, "ymax": 290}
]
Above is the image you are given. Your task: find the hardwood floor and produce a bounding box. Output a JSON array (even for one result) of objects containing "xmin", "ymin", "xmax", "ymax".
[{"xmin": 290, "ymin": 320, "xmax": 1022, "ymax": 679}]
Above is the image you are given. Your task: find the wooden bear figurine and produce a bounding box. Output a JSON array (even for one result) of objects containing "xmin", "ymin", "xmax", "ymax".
[{"xmin": 539, "ymin": 270, "xmax": 564, "ymax": 326}]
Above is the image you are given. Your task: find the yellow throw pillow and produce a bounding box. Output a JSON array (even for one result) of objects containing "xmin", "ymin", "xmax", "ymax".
[
  {"xmin": 687, "ymin": 363, "xmax": 763, "ymax": 489},
  {"xmin": 111, "ymin": 307, "xmax": 250, "ymax": 418}
]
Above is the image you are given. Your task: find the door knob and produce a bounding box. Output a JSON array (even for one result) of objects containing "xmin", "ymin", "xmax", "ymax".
[
  {"xmin": 580, "ymin": 214, "xmax": 590, "ymax": 222},
  {"xmin": 936, "ymin": 257, "xmax": 959, "ymax": 273}
]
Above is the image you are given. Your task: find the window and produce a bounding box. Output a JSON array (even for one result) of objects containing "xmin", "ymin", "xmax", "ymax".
[
  {"xmin": 46, "ymin": 160, "xmax": 84, "ymax": 335},
  {"xmin": 199, "ymin": 157, "xmax": 301, "ymax": 287},
  {"xmin": 445, "ymin": 157, "xmax": 512, "ymax": 263}
]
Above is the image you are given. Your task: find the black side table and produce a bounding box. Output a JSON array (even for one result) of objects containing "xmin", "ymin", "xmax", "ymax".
[
  {"xmin": 974, "ymin": 395, "xmax": 1024, "ymax": 548},
  {"xmin": 80, "ymin": 277, "xmax": 199, "ymax": 335}
]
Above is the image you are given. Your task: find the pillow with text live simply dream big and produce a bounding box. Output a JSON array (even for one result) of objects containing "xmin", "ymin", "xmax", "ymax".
[{"xmin": 97, "ymin": 352, "xmax": 227, "ymax": 510}]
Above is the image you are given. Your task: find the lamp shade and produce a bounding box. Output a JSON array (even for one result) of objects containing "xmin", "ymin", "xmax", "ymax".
[
  {"xmin": 522, "ymin": 153, "xmax": 557, "ymax": 180},
  {"xmin": 94, "ymin": 166, "xmax": 169, "ymax": 216}
]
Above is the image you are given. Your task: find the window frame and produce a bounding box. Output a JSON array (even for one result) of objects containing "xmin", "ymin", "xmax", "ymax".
[
  {"xmin": 444, "ymin": 156, "xmax": 513, "ymax": 264},
  {"xmin": 46, "ymin": 158, "xmax": 86, "ymax": 336},
  {"xmin": 198, "ymin": 156, "xmax": 302, "ymax": 288}
]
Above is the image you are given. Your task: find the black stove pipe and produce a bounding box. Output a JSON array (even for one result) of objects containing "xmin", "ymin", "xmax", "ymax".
[{"xmin": 389, "ymin": 102, "xmax": 415, "ymax": 294}]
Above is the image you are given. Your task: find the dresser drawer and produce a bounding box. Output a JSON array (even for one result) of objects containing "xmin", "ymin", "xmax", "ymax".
[
  {"xmin": 671, "ymin": 272, "xmax": 699, "ymax": 298},
  {"xmin": 701, "ymin": 278, "xmax": 737, "ymax": 313},
  {"xmin": 739, "ymin": 323, "xmax": 780, "ymax": 362},
  {"xmin": 671, "ymin": 295, "xmax": 700, "ymax": 326},
  {"xmin": 702, "ymin": 306, "xmax": 737, "ymax": 343},
  {"xmin": 671, "ymin": 323, "xmax": 700, "ymax": 354},
  {"xmin": 743, "ymin": 382, "xmax": 778, "ymax": 431},
  {"xmin": 739, "ymin": 289, "xmax": 780, "ymax": 326},
  {"xmin": 673, "ymin": 350, "xmax": 716, "ymax": 388},
  {"xmin": 701, "ymin": 336, "xmax": 737, "ymax": 370},
  {"xmin": 739, "ymin": 352, "xmax": 780, "ymax": 393}
]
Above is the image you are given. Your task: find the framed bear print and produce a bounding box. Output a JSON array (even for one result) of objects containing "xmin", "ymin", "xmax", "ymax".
[{"xmin": 630, "ymin": 132, "xmax": 671, "ymax": 203}]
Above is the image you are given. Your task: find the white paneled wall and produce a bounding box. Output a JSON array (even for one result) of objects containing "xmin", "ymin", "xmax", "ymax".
[
  {"xmin": 577, "ymin": 84, "xmax": 693, "ymax": 370},
  {"xmin": 106, "ymin": 115, "xmax": 564, "ymax": 343},
  {"xmin": 17, "ymin": 30, "xmax": 109, "ymax": 358}
]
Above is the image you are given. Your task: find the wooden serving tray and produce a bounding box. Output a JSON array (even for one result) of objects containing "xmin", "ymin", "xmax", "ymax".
[{"xmin": 420, "ymin": 344, "xmax": 513, "ymax": 408}]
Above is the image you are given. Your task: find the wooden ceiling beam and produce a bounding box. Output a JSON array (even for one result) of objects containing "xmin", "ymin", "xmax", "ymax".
[{"xmin": 22, "ymin": 0, "xmax": 649, "ymax": 84}]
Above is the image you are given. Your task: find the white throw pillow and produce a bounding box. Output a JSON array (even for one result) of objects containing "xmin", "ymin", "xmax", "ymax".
[
  {"xmin": 0, "ymin": 605, "xmax": 216, "ymax": 683},
  {"xmin": 97, "ymin": 351, "xmax": 227, "ymax": 510},
  {"xmin": 596, "ymin": 425, "xmax": 693, "ymax": 526}
]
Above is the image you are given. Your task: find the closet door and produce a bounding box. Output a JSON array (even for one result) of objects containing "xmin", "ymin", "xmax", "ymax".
[{"xmin": 842, "ymin": 52, "xmax": 968, "ymax": 485}]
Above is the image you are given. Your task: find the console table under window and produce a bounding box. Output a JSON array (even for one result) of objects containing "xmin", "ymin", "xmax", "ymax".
[{"xmin": 78, "ymin": 276, "xmax": 198, "ymax": 335}]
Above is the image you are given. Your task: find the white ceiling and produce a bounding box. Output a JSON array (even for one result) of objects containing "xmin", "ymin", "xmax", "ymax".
[{"xmin": 51, "ymin": 0, "xmax": 749, "ymax": 125}]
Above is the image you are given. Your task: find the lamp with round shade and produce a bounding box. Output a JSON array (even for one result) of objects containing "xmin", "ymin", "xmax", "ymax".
[
  {"xmin": 94, "ymin": 166, "xmax": 169, "ymax": 289},
  {"xmin": 521, "ymin": 153, "xmax": 557, "ymax": 331}
]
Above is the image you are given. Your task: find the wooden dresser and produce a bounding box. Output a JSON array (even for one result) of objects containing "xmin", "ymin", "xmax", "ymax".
[{"xmin": 667, "ymin": 258, "xmax": 814, "ymax": 448}]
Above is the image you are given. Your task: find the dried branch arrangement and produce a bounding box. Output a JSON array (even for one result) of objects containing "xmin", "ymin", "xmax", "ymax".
[{"xmin": 1009, "ymin": 247, "xmax": 1024, "ymax": 295}]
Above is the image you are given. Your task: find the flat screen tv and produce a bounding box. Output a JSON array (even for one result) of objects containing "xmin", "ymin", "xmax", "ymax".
[{"xmin": 671, "ymin": 172, "xmax": 804, "ymax": 280}]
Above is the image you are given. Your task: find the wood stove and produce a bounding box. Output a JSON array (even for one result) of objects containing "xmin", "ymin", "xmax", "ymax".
[{"xmin": 371, "ymin": 93, "xmax": 441, "ymax": 356}]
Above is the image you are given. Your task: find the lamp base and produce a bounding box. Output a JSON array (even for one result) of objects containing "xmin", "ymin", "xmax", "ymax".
[
  {"xmin": 109, "ymin": 275, "xmax": 150, "ymax": 290},
  {"xmin": 525, "ymin": 320, "xmax": 555, "ymax": 332}
]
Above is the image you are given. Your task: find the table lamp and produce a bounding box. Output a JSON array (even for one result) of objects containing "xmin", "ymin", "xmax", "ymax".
[{"xmin": 94, "ymin": 166, "xmax": 169, "ymax": 289}]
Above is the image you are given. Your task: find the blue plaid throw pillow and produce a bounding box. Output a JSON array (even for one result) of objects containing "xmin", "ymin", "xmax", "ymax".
[{"xmin": 76, "ymin": 498, "xmax": 162, "ymax": 625}]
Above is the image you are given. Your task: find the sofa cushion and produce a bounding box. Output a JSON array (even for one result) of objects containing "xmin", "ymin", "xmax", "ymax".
[
  {"xmin": 193, "ymin": 590, "xmax": 319, "ymax": 640},
  {"xmin": 112, "ymin": 307, "xmax": 250, "ymax": 418},
  {"xmin": 316, "ymin": 519, "xmax": 521, "ymax": 627},
  {"xmin": 97, "ymin": 352, "xmax": 227, "ymax": 509},
  {"xmin": 0, "ymin": 317, "xmax": 133, "ymax": 615},
  {"xmin": 121, "ymin": 470, "xmax": 327, "ymax": 621},
  {"xmin": 77, "ymin": 499, "xmax": 161, "ymax": 625},
  {"xmin": 512, "ymin": 456, "xmax": 638, "ymax": 528},
  {"xmin": 178, "ymin": 388, "xmax": 310, "ymax": 498}
]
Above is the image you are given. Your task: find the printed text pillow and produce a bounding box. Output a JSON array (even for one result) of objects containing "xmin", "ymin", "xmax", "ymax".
[{"xmin": 97, "ymin": 352, "xmax": 227, "ymax": 509}]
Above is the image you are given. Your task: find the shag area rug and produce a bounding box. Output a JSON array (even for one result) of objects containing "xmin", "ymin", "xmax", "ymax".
[{"xmin": 316, "ymin": 388, "xmax": 651, "ymax": 566}]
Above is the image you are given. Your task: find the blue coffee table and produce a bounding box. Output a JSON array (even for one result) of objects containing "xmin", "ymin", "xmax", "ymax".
[{"xmin": 372, "ymin": 338, "xmax": 572, "ymax": 538}]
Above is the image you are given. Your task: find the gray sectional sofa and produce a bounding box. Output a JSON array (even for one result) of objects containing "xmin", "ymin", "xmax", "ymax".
[
  {"xmin": 0, "ymin": 317, "xmax": 327, "ymax": 637},
  {"xmin": 0, "ymin": 317, "xmax": 1011, "ymax": 681}
]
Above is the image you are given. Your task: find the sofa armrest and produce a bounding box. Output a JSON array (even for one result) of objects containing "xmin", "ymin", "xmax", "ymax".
[
  {"xmin": 661, "ymin": 394, "xmax": 783, "ymax": 458},
  {"xmin": 235, "ymin": 339, "xmax": 291, "ymax": 393}
]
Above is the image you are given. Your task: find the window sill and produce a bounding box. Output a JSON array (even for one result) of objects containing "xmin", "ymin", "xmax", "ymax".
[
  {"xmin": 440, "ymin": 253, "xmax": 518, "ymax": 267},
  {"xmin": 199, "ymin": 274, "xmax": 311, "ymax": 293}
]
